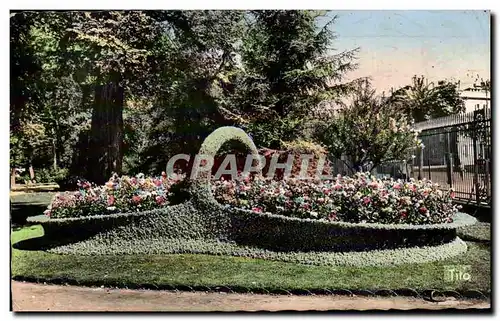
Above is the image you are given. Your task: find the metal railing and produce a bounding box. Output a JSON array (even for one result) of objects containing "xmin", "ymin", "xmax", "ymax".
[
  {"xmin": 331, "ymin": 106, "xmax": 492, "ymax": 207},
  {"xmin": 372, "ymin": 106, "xmax": 492, "ymax": 207},
  {"xmin": 411, "ymin": 106, "xmax": 491, "ymax": 207}
]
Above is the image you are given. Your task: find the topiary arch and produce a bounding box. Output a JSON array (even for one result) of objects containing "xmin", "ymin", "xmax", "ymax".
[{"xmin": 189, "ymin": 126, "xmax": 262, "ymax": 203}]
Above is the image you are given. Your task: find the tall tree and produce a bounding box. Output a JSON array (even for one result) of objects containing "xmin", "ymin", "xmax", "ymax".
[
  {"xmin": 10, "ymin": 11, "xmax": 69, "ymax": 182},
  {"xmin": 61, "ymin": 11, "xmax": 164, "ymax": 184},
  {"xmin": 314, "ymin": 80, "xmax": 422, "ymax": 173},
  {"xmin": 139, "ymin": 10, "xmax": 247, "ymax": 173},
  {"xmin": 139, "ymin": 10, "xmax": 359, "ymax": 174},
  {"xmin": 214, "ymin": 10, "xmax": 360, "ymax": 149}
]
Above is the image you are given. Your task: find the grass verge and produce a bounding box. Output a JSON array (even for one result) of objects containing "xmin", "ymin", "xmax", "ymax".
[{"xmin": 11, "ymin": 225, "xmax": 491, "ymax": 294}]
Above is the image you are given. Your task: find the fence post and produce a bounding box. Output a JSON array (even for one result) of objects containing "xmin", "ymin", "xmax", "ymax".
[
  {"xmin": 472, "ymin": 123, "xmax": 480, "ymax": 205},
  {"xmin": 418, "ymin": 146, "xmax": 424, "ymax": 180},
  {"xmin": 445, "ymin": 130, "xmax": 453, "ymax": 187},
  {"xmin": 485, "ymin": 159, "xmax": 490, "ymax": 198},
  {"xmin": 427, "ymin": 159, "xmax": 431, "ymax": 180}
]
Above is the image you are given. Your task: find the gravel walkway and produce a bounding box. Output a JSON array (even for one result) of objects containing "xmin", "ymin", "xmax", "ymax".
[{"xmin": 11, "ymin": 281, "xmax": 490, "ymax": 312}]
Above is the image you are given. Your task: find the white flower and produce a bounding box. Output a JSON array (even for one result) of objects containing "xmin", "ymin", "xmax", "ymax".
[
  {"xmin": 310, "ymin": 211, "xmax": 318, "ymax": 218},
  {"xmin": 388, "ymin": 118, "xmax": 397, "ymax": 132},
  {"xmin": 107, "ymin": 206, "xmax": 116, "ymax": 211}
]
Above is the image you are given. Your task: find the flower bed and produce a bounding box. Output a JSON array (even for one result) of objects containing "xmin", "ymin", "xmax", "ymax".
[
  {"xmin": 44, "ymin": 171, "xmax": 459, "ymax": 226},
  {"xmin": 212, "ymin": 173, "xmax": 460, "ymax": 225},
  {"xmin": 28, "ymin": 126, "xmax": 477, "ymax": 266},
  {"xmin": 44, "ymin": 173, "xmax": 184, "ymax": 219}
]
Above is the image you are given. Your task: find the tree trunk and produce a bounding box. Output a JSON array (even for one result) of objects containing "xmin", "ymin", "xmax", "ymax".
[
  {"xmin": 87, "ymin": 82, "xmax": 124, "ymax": 185},
  {"xmin": 28, "ymin": 164, "xmax": 34, "ymax": 183},
  {"xmin": 10, "ymin": 168, "xmax": 16, "ymax": 188},
  {"xmin": 52, "ymin": 137, "xmax": 58, "ymax": 170}
]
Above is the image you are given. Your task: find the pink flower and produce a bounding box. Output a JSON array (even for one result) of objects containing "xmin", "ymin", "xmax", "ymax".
[
  {"xmin": 107, "ymin": 195, "xmax": 115, "ymax": 206},
  {"xmin": 400, "ymin": 210, "xmax": 407, "ymax": 218},
  {"xmin": 450, "ymin": 192, "xmax": 455, "ymax": 199},
  {"xmin": 363, "ymin": 197, "xmax": 371, "ymax": 205},
  {"xmin": 132, "ymin": 195, "xmax": 141, "ymax": 204},
  {"xmin": 393, "ymin": 184, "xmax": 401, "ymax": 190},
  {"xmin": 419, "ymin": 207, "xmax": 427, "ymax": 214},
  {"xmin": 156, "ymin": 196, "xmax": 165, "ymax": 205},
  {"xmin": 252, "ymin": 207, "xmax": 262, "ymax": 213}
]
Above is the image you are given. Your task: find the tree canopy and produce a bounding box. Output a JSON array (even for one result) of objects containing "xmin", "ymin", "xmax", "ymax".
[
  {"xmin": 387, "ymin": 75, "xmax": 465, "ymax": 122},
  {"xmin": 10, "ymin": 10, "xmax": 360, "ymax": 183}
]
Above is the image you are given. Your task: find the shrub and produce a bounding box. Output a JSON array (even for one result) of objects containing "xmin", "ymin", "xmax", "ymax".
[
  {"xmin": 35, "ymin": 167, "xmax": 69, "ymax": 184},
  {"xmin": 212, "ymin": 172, "xmax": 460, "ymax": 225},
  {"xmin": 312, "ymin": 81, "xmax": 423, "ymax": 173},
  {"xmin": 44, "ymin": 172, "xmax": 184, "ymax": 219}
]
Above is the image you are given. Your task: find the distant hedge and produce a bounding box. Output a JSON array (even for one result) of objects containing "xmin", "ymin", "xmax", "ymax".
[{"xmin": 28, "ymin": 126, "xmax": 477, "ymax": 266}]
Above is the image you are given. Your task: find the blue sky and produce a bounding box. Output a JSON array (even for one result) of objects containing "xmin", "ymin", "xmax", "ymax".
[{"xmin": 319, "ymin": 10, "xmax": 490, "ymax": 92}]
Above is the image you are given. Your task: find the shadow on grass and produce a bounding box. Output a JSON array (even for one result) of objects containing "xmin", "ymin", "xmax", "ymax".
[
  {"xmin": 10, "ymin": 203, "xmax": 48, "ymax": 226},
  {"xmin": 13, "ymin": 235, "xmax": 78, "ymax": 252},
  {"xmin": 461, "ymin": 204, "xmax": 491, "ymax": 223}
]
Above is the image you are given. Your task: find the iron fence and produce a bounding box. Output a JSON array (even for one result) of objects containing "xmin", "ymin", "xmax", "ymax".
[
  {"xmin": 329, "ymin": 106, "xmax": 492, "ymax": 207},
  {"xmin": 375, "ymin": 106, "xmax": 492, "ymax": 207}
]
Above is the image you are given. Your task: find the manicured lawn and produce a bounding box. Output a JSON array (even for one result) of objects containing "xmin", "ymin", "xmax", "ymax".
[{"xmin": 11, "ymin": 224, "xmax": 491, "ymax": 293}]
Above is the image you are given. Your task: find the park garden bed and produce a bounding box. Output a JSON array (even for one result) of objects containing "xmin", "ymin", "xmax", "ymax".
[
  {"xmin": 24, "ymin": 127, "xmax": 477, "ymax": 267},
  {"xmin": 11, "ymin": 126, "xmax": 489, "ymax": 297}
]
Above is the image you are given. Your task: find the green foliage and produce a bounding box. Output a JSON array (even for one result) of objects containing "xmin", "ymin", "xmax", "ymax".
[
  {"xmin": 388, "ymin": 75, "xmax": 465, "ymax": 122},
  {"xmin": 10, "ymin": 11, "xmax": 44, "ymax": 131},
  {"xmin": 314, "ymin": 81, "xmax": 422, "ymax": 173},
  {"xmin": 139, "ymin": 10, "xmax": 359, "ymax": 175},
  {"xmin": 63, "ymin": 11, "xmax": 164, "ymax": 91},
  {"xmin": 10, "ymin": 120, "xmax": 50, "ymax": 169},
  {"xmin": 10, "ymin": 11, "xmax": 88, "ymax": 173},
  {"xmin": 211, "ymin": 11, "xmax": 359, "ymax": 149},
  {"xmin": 29, "ymin": 205, "xmax": 472, "ymax": 266},
  {"xmin": 11, "ymin": 10, "xmax": 359, "ymax": 178},
  {"xmin": 34, "ymin": 167, "xmax": 69, "ymax": 184}
]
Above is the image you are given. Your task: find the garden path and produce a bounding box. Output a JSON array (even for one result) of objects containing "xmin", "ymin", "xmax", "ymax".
[{"xmin": 11, "ymin": 281, "xmax": 489, "ymax": 312}]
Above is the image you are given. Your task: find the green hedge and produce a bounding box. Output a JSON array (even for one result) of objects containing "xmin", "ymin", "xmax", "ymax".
[{"xmin": 27, "ymin": 126, "xmax": 477, "ymax": 266}]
